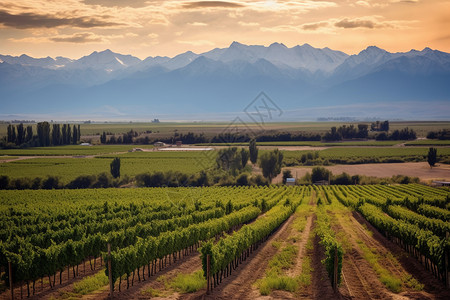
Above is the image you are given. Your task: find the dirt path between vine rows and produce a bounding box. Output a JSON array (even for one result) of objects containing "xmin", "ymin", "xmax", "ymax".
[
  {"xmin": 182, "ymin": 215, "xmax": 296, "ymax": 300},
  {"xmin": 351, "ymin": 211, "xmax": 450, "ymax": 299},
  {"xmin": 331, "ymin": 209, "xmax": 450, "ymax": 300},
  {"xmin": 110, "ymin": 250, "xmax": 202, "ymax": 300},
  {"xmin": 286, "ymin": 215, "xmax": 313, "ymax": 278}
]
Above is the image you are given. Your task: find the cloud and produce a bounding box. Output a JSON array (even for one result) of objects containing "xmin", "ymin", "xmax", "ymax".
[
  {"xmin": 333, "ymin": 17, "xmax": 416, "ymax": 30},
  {"xmin": 10, "ymin": 32, "xmax": 125, "ymax": 44},
  {"xmin": 335, "ymin": 18, "xmax": 376, "ymax": 29},
  {"xmin": 183, "ymin": 1, "xmax": 245, "ymax": 9},
  {"xmin": 0, "ymin": 9, "xmax": 122, "ymax": 29},
  {"xmin": 394, "ymin": 0, "xmax": 420, "ymax": 3},
  {"xmin": 260, "ymin": 25, "xmax": 299, "ymax": 33},
  {"xmin": 148, "ymin": 33, "xmax": 159, "ymax": 38},
  {"xmin": 189, "ymin": 22, "xmax": 208, "ymax": 26},
  {"xmin": 177, "ymin": 39, "xmax": 215, "ymax": 46},
  {"xmin": 49, "ymin": 32, "xmax": 104, "ymax": 43},
  {"xmin": 302, "ymin": 21, "xmax": 329, "ymax": 30},
  {"xmin": 355, "ymin": 1, "xmax": 371, "ymax": 7},
  {"xmin": 238, "ymin": 21, "xmax": 259, "ymax": 27},
  {"xmin": 82, "ymin": 0, "xmax": 153, "ymax": 8}
]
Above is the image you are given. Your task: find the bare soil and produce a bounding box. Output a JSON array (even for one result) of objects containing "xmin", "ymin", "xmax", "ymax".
[
  {"xmin": 286, "ymin": 215, "xmax": 313, "ymax": 278},
  {"xmin": 181, "ymin": 215, "xmax": 296, "ymax": 300},
  {"xmin": 352, "ymin": 211, "xmax": 450, "ymax": 299},
  {"xmin": 274, "ymin": 162, "xmax": 450, "ymax": 183},
  {"xmin": 0, "ymin": 257, "xmax": 104, "ymax": 300},
  {"xmin": 331, "ymin": 208, "xmax": 450, "ymax": 300}
]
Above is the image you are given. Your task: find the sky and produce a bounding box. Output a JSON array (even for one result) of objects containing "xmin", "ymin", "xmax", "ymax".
[{"xmin": 1, "ymin": 0, "xmax": 449, "ymax": 59}]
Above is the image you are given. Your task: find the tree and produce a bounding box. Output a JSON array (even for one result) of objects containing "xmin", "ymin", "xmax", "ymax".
[
  {"xmin": 61, "ymin": 124, "xmax": 67, "ymax": 145},
  {"xmin": 110, "ymin": 157, "xmax": 121, "ymax": 178},
  {"xmin": 7, "ymin": 124, "xmax": 13, "ymax": 143},
  {"xmin": 25, "ymin": 126, "xmax": 33, "ymax": 143},
  {"xmin": 16, "ymin": 123, "xmax": 25, "ymax": 145},
  {"xmin": 100, "ymin": 132, "xmax": 107, "ymax": 144},
  {"xmin": 236, "ymin": 174, "xmax": 248, "ymax": 186},
  {"xmin": 216, "ymin": 147, "xmax": 241, "ymax": 172},
  {"xmin": 11, "ymin": 125, "xmax": 16, "ymax": 144},
  {"xmin": 249, "ymin": 139, "xmax": 258, "ymax": 164},
  {"xmin": 72, "ymin": 125, "xmax": 78, "ymax": 145},
  {"xmin": 322, "ymin": 127, "xmax": 342, "ymax": 141},
  {"xmin": 66, "ymin": 124, "xmax": 72, "ymax": 145},
  {"xmin": 282, "ymin": 169, "xmax": 292, "ymax": 184},
  {"xmin": 52, "ymin": 124, "xmax": 61, "ymax": 145},
  {"xmin": 427, "ymin": 147, "xmax": 437, "ymax": 168},
  {"xmin": 258, "ymin": 149, "xmax": 283, "ymax": 183},
  {"xmin": 37, "ymin": 122, "xmax": 50, "ymax": 146},
  {"xmin": 240, "ymin": 149, "xmax": 249, "ymax": 168},
  {"xmin": 311, "ymin": 167, "xmax": 332, "ymax": 183},
  {"xmin": 357, "ymin": 124, "xmax": 368, "ymax": 139}
]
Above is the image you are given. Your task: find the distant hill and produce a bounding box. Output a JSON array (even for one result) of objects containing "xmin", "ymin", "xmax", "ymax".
[{"xmin": 1, "ymin": 43, "xmax": 449, "ymax": 120}]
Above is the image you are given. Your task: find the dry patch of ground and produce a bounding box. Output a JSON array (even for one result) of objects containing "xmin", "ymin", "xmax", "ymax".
[{"xmin": 273, "ymin": 162, "xmax": 450, "ymax": 183}]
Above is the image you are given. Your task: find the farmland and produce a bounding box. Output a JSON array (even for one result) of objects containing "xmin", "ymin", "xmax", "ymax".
[
  {"xmin": 1, "ymin": 121, "xmax": 449, "ymax": 140},
  {"xmin": 0, "ymin": 151, "xmax": 215, "ymax": 184},
  {"xmin": 0, "ymin": 184, "xmax": 449, "ymax": 299},
  {"xmin": 1, "ymin": 145, "xmax": 449, "ymax": 185}
]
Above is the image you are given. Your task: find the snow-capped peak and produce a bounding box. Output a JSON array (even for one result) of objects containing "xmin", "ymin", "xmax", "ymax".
[{"xmin": 115, "ymin": 57, "xmax": 126, "ymax": 66}]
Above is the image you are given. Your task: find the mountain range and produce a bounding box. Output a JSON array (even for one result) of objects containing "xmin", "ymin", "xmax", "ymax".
[{"xmin": 1, "ymin": 42, "xmax": 449, "ymax": 121}]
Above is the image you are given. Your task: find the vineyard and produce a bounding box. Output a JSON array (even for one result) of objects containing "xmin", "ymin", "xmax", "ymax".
[{"xmin": 0, "ymin": 184, "xmax": 449, "ymax": 299}]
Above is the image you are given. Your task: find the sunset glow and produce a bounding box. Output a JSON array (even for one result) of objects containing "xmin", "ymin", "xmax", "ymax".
[{"xmin": 1, "ymin": 0, "xmax": 449, "ymax": 58}]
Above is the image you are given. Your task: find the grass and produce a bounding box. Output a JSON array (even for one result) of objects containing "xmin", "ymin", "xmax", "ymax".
[
  {"xmin": 0, "ymin": 151, "xmax": 216, "ymax": 184},
  {"xmin": 259, "ymin": 276, "xmax": 298, "ymax": 295},
  {"xmin": 355, "ymin": 239, "xmax": 403, "ymax": 293},
  {"xmin": 405, "ymin": 139, "xmax": 450, "ymax": 146},
  {"xmin": 157, "ymin": 270, "xmax": 206, "ymax": 294},
  {"xmin": 141, "ymin": 287, "xmax": 165, "ymax": 297},
  {"xmin": 170, "ymin": 270, "xmax": 207, "ymax": 293},
  {"xmin": 0, "ymin": 156, "xmax": 17, "ymax": 160},
  {"xmin": 72, "ymin": 271, "xmax": 109, "ymax": 295},
  {"xmin": 297, "ymin": 226, "xmax": 315, "ymax": 288},
  {"xmin": 48, "ymin": 271, "xmax": 109, "ymax": 299},
  {"xmin": 271, "ymin": 241, "xmax": 282, "ymax": 249},
  {"xmin": 282, "ymin": 147, "xmax": 450, "ymax": 165},
  {"xmin": 0, "ymin": 145, "xmax": 152, "ymax": 156},
  {"xmin": 292, "ymin": 204, "xmax": 314, "ymax": 233},
  {"xmin": 258, "ymin": 243, "xmax": 299, "ymax": 295}
]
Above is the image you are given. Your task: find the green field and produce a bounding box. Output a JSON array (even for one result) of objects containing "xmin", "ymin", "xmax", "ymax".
[
  {"xmin": 405, "ymin": 140, "xmax": 450, "ymax": 146},
  {"xmin": 2, "ymin": 121, "xmax": 449, "ymax": 139},
  {"xmin": 0, "ymin": 145, "xmax": 153, "ymax": 156},
  {"xmin": 2, "ymin": 146, "xmax": 450, "ymax": 183},
  {"xmin": 282, "ymin": 147, "xmax": 450, "ymax": 165},
  {"xmin": 0, "ymin": 151, "xmax": 215, "ymax": 184}
]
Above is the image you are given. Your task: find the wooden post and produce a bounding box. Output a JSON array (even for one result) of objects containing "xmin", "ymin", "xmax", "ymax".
[
  {"xmin": 9, "ymin": 261, "xmax": 14, "ymax": 300},
  {"xmin": 446, "ymin": 232, "xmax": 449, "ymax": 288},
  {"xmin": 333, "ymin": 246, "xmax": 338, "ymax": 292},
  {"xmin": 108, "ymin": 244, "xmax": 113, "ymax": 299},
  {"xmin": 206, "ymin": 254, "xmax": 211, "ymax": 295}
]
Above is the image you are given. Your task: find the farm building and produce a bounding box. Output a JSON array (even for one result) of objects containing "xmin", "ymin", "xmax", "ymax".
[
  {"xmin": 154, "ymin": 141, "xmax": 166, "ymax": 147},
  {"xmin": 286, "ymin": 178, "xmax": 296, "ymax": 186}
]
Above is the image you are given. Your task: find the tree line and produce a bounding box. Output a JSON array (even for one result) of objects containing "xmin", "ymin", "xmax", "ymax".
[
  {"xmin": 427, "ymin": 129, "xmax": 450, "ymax": 140},
  {"xmin": 3, "ymin": 122, "xmax": 80, "ymax": 147},
  {"xmin": 322, "ymin": 123, "xmax": 417, "ymax": 142}
]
